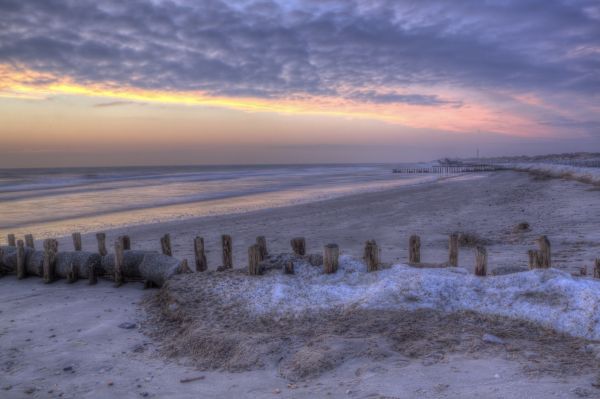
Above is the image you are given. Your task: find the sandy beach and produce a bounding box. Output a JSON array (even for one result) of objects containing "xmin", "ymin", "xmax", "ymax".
[
  {"xmin": 2, "ymin": 169, "xmax": 600, "ymax": 398},
  {"xmin": 44, "ymin": 170, "xmax": 600, "ymax": 274}
]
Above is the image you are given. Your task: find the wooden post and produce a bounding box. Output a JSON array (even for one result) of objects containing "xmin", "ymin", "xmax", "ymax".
[
  {"xmin": 323, "ymin": 244, "xmax": 339, "ymax": 274},
  {"xmin": 222, "ymin": 235, "xmax": 233, "ymax": 269},
  {"xmin": 409, "ymin": 235, "xmax": 421, "ymax": 264},
  {"xmin": 24, "ymin": 234, "xmax": 34, "ymax": 249},
  {"xmin": 248, "ymin": 244, "xmax": 261, "ymax": 276},
  {"xmin": 449, "ymin": 233, "xmax": 459, "ymax": 267},
  {"xmin": 7, "ymin": 234, "xmax": 16, "ymax": 247},
  {"xmin": 42, "ymin": 239, "xmax": 57, "ymax": 284},
  {"xmin": 364, "ymin": 240, "xmax": 380, "ymax": 272},
  {"xmin": 72, "ymin": 232, "xmax": 82, "ymax": 251},
  {"xmin": 256, "ymin": 236, "xmax": 268, "ymax": 261},
  {"xmin": 88, "ymin": 263, "xmax": 97, "ymax": 285},
  {"xmin": 114, "ymin": 240, "xmax": 124, "ymax": 287},
  {"xmin": 527, "ymin": 249, "xmax": 540, "ymax": 269},
  {"xmin": 96, "ymin": 233, "xmax": 107, "ymax": 256},
  {"xmin": 66, "ymin": 262, "xmax": 78, "ymax": 283},
  {"xmin": 194, "ymin": 237, "xmax": 207, "ymax": 272},
  {"xmin": 285, "ymin": 260, "xmax": 295, "ymax": 275},
  {"xmin": 536, "ymin": 236, "xmax": 551, "ymax": 268},
  {"xmin": 594, "ymin": 259, "xmax": 600, "ymax": 279},
  {"xmin": 16, "ymin": 240, "xmax": 26, "ymax": 280},
  {"xmin": 475, "ymin": 246, "xmax": 487, "ymax": 276},
  {"xmin": 291, "ymin": 237, "xmax": 306, "ymax": 256},
  {"xmin": 160, "ymin": 233, "xmax": 172, "ymax": 256},
  {"xmin": 118, "ymin": 235, "xmax": 131, "ymax": 250}
]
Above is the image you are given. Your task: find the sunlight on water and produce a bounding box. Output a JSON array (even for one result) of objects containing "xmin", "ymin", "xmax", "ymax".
[{"xmin": 0, "ymin": 164, "xmax": 437, "ymax": 240}]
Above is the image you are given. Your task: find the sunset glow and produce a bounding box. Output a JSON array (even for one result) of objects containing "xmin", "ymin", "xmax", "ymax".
[{"xmin": 0, "ymin": 0, "xmax": 598, "ymax": 167}]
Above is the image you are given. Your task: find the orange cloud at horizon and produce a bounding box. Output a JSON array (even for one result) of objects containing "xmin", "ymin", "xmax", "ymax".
[{"xmin": 0, "ymin": 64, "xmax": 555, "ymax": 139}]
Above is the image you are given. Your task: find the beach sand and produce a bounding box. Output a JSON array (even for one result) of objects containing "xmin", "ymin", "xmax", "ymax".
[
  {"xmin": 51, "ymin": 170, "xmax": 600, "ymax": 274},
  {"xmin": 2, "ymin": 170, "xmax": 600, "ymax": 398}
]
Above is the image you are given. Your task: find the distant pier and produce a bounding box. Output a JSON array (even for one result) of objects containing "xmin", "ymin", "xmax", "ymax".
[{"xmin": 393, "ymin": 164, "xmax": 504, "ymax": 174}]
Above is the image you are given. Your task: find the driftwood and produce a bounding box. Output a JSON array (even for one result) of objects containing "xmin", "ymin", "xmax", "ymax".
[
  {"xmin": 55, "ymin": 251, "xmax": 102, "ymax": 280},
  {"xmin": 324, "ymin": 244, "xmax": 339, "ymax": 274},
  {"xmin": 409, "ymin": 235, "xmax": 421, "ymax": 264},
  {"xmin": 102, "ymin": 249, "xmax": 189, "ymax": 287},
  {"xmin": 291, "ymin": 237, "xmax": 306, "ymax": 256},
  {"xmin": 248, "ymin": 244, "xmax": 261, "ymax": 276},
  {"xmin": 194, "ymin": 237, "xmax": 207, "ymax": 272},
  {"xmin": 449, "ymin": 233, "xmax": 459, "ymax": 267},
  {"xmin": 595, "ymin": 259, "xmax": 600, "ymax": 279},
  {"xmin": 137, "ymin": 253, "xmax": 191, "ymax": 287},
  {"xmin": 475, "ymin": 246, "xmax": 487, "ymax": 276},
  {"xmin": 0, "ymin": 242, "xmax": 189, "ymax": 287},
  {"xmin": 364, "ymin": 240, "xmax": 379, "ymax": 272}
]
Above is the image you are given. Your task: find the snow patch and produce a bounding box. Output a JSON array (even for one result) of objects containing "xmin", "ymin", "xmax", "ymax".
[{"xmin": 238, "ymin": 255, "xmax": 600, "ymax": 340}]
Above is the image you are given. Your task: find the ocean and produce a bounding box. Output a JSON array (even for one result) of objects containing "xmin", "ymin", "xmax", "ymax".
[{"xmin": 0, "ymin": 164, "xmax": 436, "ymax": 239}]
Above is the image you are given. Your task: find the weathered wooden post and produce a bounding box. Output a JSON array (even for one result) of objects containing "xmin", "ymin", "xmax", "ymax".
[
  {"xmin": 24, "ymin": 234, "xmax": 35, "ymax": 249},
  {"xmin": 475, "ymin": 246, "xmax": 487, "ymax": 276},
  {"xmin": 248, "ymin": 244, "xmax": 261, "ymax": 276},
  {"xmin": 291, "ymin": 237, "xmax": 306, "ymax": 256},
  {"xmin": 96, "ymin": 232, "xmax": 107, "ymax": 256},
  {"xmin": 527, "ymin": 249, "xmax": 538, "ymax": 269},
  {"xmin": 7, "ymin": 234, "xmax": 16, "ymax": 247},
  {"xmin": 16, "ymin": 239, "xmax": 26, "ymax": 280},
  {"xmin": 222, "ymin": 235, "xmax": 233, "ymax": 269},
  {"xmin": 285, "ymin": 260, "xmax": 295, "ymax": 275},
  {"xmin": 72, "ymin": 232, "xmax": 82, "ymax": 251},
  {"xmin": 88, "ymin": 263, "xmax": 97, "ymax": 285},
  {"xmin": 118, "ymin": 235, "xmax": 131, "ymax": 250},
  {"xmin": 114, "ymin": 240, "xmax": 124, "ymax": 287},
  {"xmin": 324, "ymin": 244, "xmax": 339, "ymax": 274},
  {"xmin": 449, "ymin": 233, "xmax": 459, "ymax": 267},
  {"xmin": 66, "ymin": 261, "xmax": 78, "ymax": 283},
  {"xmin": 161, "ymin": 233, "xmax": 172, "ymax": 256},
  {"xmin": 409, "ymin": 235, "xmax": 421, "ymax": 264},
  {"xmin": 595, "ymin": 259, "xmax": 600, "ymax": 279},
  {"xmin": 194, "ymin": 237, "xmax": 207, "ymax": 272},
  {"xmin": 42, "ymin": 239, "xmax": 57, "ymax": 283},
  {"xmin": 536, "ymin": 236, "xmax": 551, "ymax": 268},
  {"xmin": 256, "ymin": 236, "xmax": 268, "ymax": 261},
  {"xmin": 364, "ymin": 240, "xmax": 380, "ymax": 272}
]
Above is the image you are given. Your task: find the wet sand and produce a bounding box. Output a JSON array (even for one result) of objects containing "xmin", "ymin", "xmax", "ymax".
[{"xmin": 53, "ymin": 170, "xmax": 600, "ymax": 274}]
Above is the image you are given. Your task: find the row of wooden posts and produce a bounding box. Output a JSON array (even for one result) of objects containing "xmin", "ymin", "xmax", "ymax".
[{"xmin": 5, "ymin": 231, "xmax": 587, "ymax": 282}]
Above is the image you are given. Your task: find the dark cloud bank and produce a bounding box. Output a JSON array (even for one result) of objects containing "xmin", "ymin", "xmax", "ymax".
[{"xmin": 0, "ymin": 0, "xmax": 599, "ymax": 113}]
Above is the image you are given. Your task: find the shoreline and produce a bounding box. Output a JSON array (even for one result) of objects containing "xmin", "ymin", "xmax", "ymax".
[{"xmin": 14, "ymin": 169, "xmax": 597, "ymax": 276}]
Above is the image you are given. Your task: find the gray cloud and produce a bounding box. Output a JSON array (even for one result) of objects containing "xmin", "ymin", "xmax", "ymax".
[{"xmin": 0, "ymin": 0, "xmax": 599, "ymax": 123}]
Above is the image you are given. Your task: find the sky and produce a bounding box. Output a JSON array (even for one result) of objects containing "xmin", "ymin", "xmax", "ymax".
[{"xmin": 0, "ymin": 0, "xmax": 599, "ymax": 167}]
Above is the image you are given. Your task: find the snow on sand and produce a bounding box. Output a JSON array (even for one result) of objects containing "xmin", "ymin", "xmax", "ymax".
[{"xmin": 194, "ymin": 256, "xmax": 600, "ymax": 340}]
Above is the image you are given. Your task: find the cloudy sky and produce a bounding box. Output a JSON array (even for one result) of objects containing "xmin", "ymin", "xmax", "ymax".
[{"xmin": 0, "ymin": 0, "xmax": 599, "ymax": 167}]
